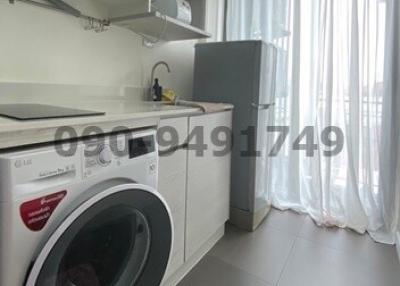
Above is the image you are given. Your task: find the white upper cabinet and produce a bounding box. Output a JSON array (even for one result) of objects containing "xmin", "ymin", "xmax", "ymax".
[{"xmin": 97, "ymin": 0, "xmax": 211, "ymax": 41}]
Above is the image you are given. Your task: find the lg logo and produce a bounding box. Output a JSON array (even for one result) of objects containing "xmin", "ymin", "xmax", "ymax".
[{"xmin": 14, "ymin": 159, "xmax": 32, "ymax": 168}]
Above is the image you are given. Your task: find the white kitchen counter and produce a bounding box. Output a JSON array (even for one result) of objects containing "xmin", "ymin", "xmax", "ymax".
[
  {"xmin": 0, "ymin": 99, "xmax": 234, "ymax": 150},
  {"xmin": 0, "ymin": 101, "xmax": 205, "ymax": 150}
]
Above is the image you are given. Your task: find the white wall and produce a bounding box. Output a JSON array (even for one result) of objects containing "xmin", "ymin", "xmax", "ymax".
[{"xmin": 0, "ymin": 0, "xmax": 221, "ymax": 100}]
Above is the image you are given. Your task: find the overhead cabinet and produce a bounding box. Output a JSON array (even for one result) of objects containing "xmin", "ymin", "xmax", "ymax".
[
  {"xmin": 111, "ymin": 12, "xmax": 210, "ymax": 42},
  {"xmin": 10, "ymin": 0, "xmax": 210, "ymax": 41},
  {"xmin": 99, "ymin": 0, "xmax": 211, "ymax": 41}
]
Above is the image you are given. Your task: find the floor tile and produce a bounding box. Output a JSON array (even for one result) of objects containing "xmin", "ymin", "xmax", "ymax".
[
  {"xmin": 178, "ymin": 255, "xmax": 272, "ymax": 286},
  {"xmin": 277, "ymin": 237, "xmax": 400, "ymax": 286},
  {"xmin": 298, "ymin": 217, "xmax": 399, "ymax": 265},
  {"xmin": 260, "ymin": 208, "xmax": 307, "ymax": 236},
  {"xmin": 181, "ymin": 211, "xmax": 400, "ymax": 286},
  {"xmin": 209, "ymin": 223, "xmax": 296, "ymax": 285}
]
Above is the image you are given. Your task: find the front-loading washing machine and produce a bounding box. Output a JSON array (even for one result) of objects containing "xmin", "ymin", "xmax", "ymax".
[{"xmin": 0, "ymin": 128, "xmax": 173, "ymax": 286}]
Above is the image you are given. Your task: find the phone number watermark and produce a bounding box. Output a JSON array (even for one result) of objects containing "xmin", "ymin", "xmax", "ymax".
[{"xmin": 54, "ymin": 125, "xmax": 344, "ymax": 158}]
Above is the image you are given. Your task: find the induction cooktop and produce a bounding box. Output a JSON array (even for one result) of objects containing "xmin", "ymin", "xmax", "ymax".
[{"xmin": 0, "ymin": 104, "xmax": 105, "ymax": 121}]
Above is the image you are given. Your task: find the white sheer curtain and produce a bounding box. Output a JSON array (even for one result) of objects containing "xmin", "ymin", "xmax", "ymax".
[{"xmin": 227, "ymin": 0, "xmax": 400, "ymax": 244}]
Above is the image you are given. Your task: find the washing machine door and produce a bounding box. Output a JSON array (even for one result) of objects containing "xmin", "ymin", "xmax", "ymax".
[{"xmin": 25, "ymin": 184, "xmax": 173, "ymax": 286}]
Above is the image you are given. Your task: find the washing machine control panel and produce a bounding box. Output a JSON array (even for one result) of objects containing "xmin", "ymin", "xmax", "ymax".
[{"xmin": 83, "ymin": 131, "xmax": 157, "ymax": 178}]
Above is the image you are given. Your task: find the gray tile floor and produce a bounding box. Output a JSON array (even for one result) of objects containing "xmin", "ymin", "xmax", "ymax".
[{"xmin": 178, "ymin": 208, "xmax": 400, "ymax": 286}]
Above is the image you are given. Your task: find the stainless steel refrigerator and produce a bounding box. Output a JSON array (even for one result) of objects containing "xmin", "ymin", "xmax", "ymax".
[{"xmin": 193, "ymin": 40, "xmax": 277, "ymax": 231}]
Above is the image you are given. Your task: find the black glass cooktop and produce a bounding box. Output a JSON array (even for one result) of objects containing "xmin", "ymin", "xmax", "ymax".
[{"xmin": 0, "ymin": 104, "xmax": 105, "ymax": 121}]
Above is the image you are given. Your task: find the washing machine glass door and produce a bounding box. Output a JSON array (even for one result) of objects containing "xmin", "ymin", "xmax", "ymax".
[{"xmin": 26, "ymin": 184, "xmax": 172, "ymax": 286}]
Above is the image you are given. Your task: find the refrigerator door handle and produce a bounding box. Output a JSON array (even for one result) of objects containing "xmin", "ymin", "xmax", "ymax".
[{"xmin": 251, "ymin": 102, "xmax": 275, "ymax": 110}]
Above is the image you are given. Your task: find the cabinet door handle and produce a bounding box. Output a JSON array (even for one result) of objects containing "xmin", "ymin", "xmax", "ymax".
[
  {"xmin": 159, "ymin": 143, "xmax": 188, "ymax": 156},
  {"xmin": 251, "ymin": 102, "xmax": 275, "ymax": 110}
]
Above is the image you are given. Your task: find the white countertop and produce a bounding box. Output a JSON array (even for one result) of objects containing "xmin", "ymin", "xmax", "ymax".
[
  {"xmin": 0, "ymin": 100, "xmax": 232, "ymax": 150},
  {"xmin": 0, "ymin": 101, "xmax": 201, "ymax": 133}
]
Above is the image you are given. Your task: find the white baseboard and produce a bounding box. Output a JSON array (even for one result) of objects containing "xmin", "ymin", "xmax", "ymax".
[{"xmin": 396, "ymin": 231, "xmax": 400, "ymax": 263}]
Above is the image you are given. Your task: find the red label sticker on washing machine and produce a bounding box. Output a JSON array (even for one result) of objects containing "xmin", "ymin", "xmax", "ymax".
[{"xmin": 20, "ymin": 191, "xmax": 67, "ymax": 232}]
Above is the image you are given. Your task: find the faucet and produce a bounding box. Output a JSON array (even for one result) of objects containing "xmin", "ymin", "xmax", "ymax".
[{"xmin": 150, "ymin": 61, "xmax": 171, "ymax": 97}]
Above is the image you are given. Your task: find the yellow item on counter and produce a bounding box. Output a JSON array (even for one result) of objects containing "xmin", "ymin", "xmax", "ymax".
[{"xmin": 162, "ymin": 89, "xmax": 177, "ymax": 103}]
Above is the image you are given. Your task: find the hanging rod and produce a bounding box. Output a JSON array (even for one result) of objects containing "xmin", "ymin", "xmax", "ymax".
[{"xmin": 10, "ymin": 0, "xmax": 110, "ymax": 27}]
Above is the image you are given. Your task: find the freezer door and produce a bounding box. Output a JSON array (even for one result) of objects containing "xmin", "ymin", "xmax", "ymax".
[{"xmin": 252, "ymin": 43, "xmax": 278, "ymax": 108}]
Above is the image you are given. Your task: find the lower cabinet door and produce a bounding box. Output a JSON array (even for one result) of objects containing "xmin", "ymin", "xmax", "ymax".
[
  {"xmin": 185, "ymin": 111, "xmax": 232, "ymax": 259},
  {"xmin": 158, "ymin": 148, "xmax": 187, "ymax": 280}
]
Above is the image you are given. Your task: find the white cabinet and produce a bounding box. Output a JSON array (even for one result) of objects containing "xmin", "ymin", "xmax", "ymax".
[
  {"xmin": 99, "ymin": 0, "xmax": 211, "ymax": 41},
  {"xmin": 158, "ymin": 111, "xmax": 232, "ymax": 283},
  {"xmin": 185, "ymin": 111, "xmax": 232, "ymax": 259},
  {"xmin": 158, "ymin": 117, "xmax": 188, "ymax": 279},
  {"xmin": 158, "ymin": 117, "xmax": 189, "ymax": 152}
]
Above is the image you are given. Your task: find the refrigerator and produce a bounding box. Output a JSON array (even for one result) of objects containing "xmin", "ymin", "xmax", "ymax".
[{"xmin": 193, "ymin": 40, "xmax": 277, "ymax": 231}]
